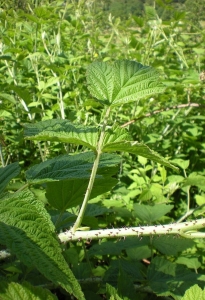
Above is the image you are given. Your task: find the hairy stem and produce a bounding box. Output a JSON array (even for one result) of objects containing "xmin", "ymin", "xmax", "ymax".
[
  {"xmin": 59, "ymin": 218, "xmax": 205, "ymax": 243},
  {"xmin": 71, "ymin": 107, "xmax": 111, "ymax": 232}
]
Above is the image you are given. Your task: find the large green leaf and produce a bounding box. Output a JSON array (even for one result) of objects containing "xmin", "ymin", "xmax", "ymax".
[
  {"xmin": 46, "ymin": 176, "xmax": 118, "ymax": 210},
  {"xmin": 0, "ymin": 281, "xmax": 57, "ymax": 300},
  {"xmin": 0, "ymin": 189, "xmax": 84, "ymax": 299},
  {"xmin": 0, "ymin": 162, "xmax": 20, "ymax": 196},
  {"xmin": 102, "ymin": 141, "xmax": 178, "ymax": 171},
  {"xmin": 26, "ymin": 152, "xmax": 121, "ymax": 184},
  {"xmin": 24, "ymin": 119, "xmax": 99, "ymax": 150},
  {"xmin": 87, "ymin": 60, "xmax": 165, "ymax": 107},
  {"xmin": 133, "ymin": 204, "xmax": 174, "ymax": 223}
]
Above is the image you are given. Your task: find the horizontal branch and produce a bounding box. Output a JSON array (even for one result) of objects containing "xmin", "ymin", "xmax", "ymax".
[
  {"xmin": 58, "ymin": 218, "xmax": 205, "ymax": 243},
  {"xmin": 121, "ymin": 102, "xmax": 205, "ymax": 127}
]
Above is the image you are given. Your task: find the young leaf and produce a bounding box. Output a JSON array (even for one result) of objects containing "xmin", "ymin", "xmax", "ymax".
[
  {"xmin": 133, "ymin": 204, "xmax": 174, "ymax": 223},
  {"xmin": 87, "ymin": 60, "xmax": 165, "ymax": 107},
  {"xmin": 0, "ymin": 281, "xmax": 58, "ymax": 300},
  {"xmin": 102, "ymin": 141, "xmax": 178, "ymax": 171},
  {"xmin": 0, "ymin": 189, "xmax": 84, "ymax": 299},
  {"xmin": 26, "ymin": 152, "xmax": 121, "ymax": 184},
  {"xmin": 24, "ymin": 119, "xmax": 99, "ymax": 150},
  {"xmin": 0, "ymin": 162, "xmax": 20, "ymax": 196},
  {"xmin": 106, "ymin": 284, "xmax": 123, "ymax": 300}
]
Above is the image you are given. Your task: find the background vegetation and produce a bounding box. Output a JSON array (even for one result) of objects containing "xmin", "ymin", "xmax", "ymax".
[{"xmin": 0, "ymin": 0, "xmax": 205, "ymax": 299}]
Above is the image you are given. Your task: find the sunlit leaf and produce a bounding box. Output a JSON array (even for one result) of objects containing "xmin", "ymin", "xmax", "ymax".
[
  {"xmin": 24, "ymin": 119, "xmax": 99, "ymax": 150},
  {"xmin": 87, "ymin": 60, "xmax": 165, "ymax": 107}
]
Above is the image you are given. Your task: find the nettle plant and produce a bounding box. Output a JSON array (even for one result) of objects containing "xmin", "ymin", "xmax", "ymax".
[{"xmin": 1, "ymin": 60, "xmax": 205, "ymax": 299}]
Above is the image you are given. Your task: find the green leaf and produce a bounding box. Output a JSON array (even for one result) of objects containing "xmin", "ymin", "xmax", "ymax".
[
  {"xmin": 117, "ymin": 269, "xmax": 136, "ymax": 300},
  {"xmin": 103, "ymin": 259, "xmax": 144, "ymax": 283},
  {"xmin": 182, "ymin": 175, "xmax": 205, "ymax": 188},
  {"xmin": 181, "ymin": 284, "xmax": 205, "ymax": 300},
  {"xmin": 106, "ymin": 284, "xmax": 123, "ymax": 300},
  {"xmin": 0, "ymin": 93, "xmax": 16, "ymax": 104},
  {"xmin": 87, "ymin": 60, "xmax": 165, "ymax": 107},
  {"xmin": 152, "ymin": 236, "xmax": 195, "ymax": 256},
  {"xmin": 26, "ymin": 152, "xmax": 121, "ymax": 184},
  {"xmin": 0, "ymin": 162, "xmax": 20, "ymax": 196},
  {"xmin": 133, "ymin": 204, "xmax": 174, "ymax": 223},
  {"xmin": 0, "ymin": 281, "xmax": 58, "ymax": 300},
  {"xmin": 126, "ymin": 245, "xmax": 151, "ymax": 260},
  {"xmin": 102, "ymin": 141, "xmax": 178, "ymax": 171},
  {"xmin": 147, "ymin": 257, "xmax": 199, "ymax": 296},
  {"xmin": 10, "ymin": 85, "xmax": 31, "ymax": 103},
  {"xmin": 0, "ymin": 189, "xmax": 84, "ymax": 299},
  {"xmin": 103, "ymin": 126, "xmax": 131, "ymax": 146},
  {"xmin": 145, "ymin": 6, "xmax": 158, "ymax": 20},
  {"xmin": 24, "ymin": 119, "xmax": 99, "ymax": 150},
  {"xmin": 176, "ymin": 256, "xmax": 201, "ymax": 270},
  {"xmin": 46, "ymin": 176, "xmax": 118, "ymax": 210},
  {"xmin": 171, "ymin": 159, "xmax": 189, "ymax": 170}
]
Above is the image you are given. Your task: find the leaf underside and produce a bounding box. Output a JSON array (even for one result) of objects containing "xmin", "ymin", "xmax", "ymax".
[{"xmin": 102, "ymin": 141, "xmax": 178, "ymax": 171}]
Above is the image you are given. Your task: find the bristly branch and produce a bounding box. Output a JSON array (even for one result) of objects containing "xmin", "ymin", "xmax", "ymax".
[{"xmin": 59, "ymin": 218, "xmax": 205, "ymax": 243}]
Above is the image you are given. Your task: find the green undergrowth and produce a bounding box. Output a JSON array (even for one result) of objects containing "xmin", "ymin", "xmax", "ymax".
[{"xmin": 0, "ymin": 1, "xmax": 205, "ymax": 299}]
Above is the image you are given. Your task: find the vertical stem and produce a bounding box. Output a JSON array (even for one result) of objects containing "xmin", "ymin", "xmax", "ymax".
[{"xmin": 71, "ymin": 107, "xmax": 111, "ymax": 233}]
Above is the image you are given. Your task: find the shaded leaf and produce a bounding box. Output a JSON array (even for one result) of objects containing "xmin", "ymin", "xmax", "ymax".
[
  {"xmin": 26, "ymin": 152, "xmax": 121, "ymax": 184},
  {"xmin": 0, "ymin": 163, "xmax": 20, "ymax": 196},
  {"xmin": 147, "ymin": 257, "xmax": 199, "ymax": 296},
  {"xmin": 46, "ymin": 176, "xmax": 117, "ymax": 210},
  {"xmin": 152, "ymin": 236, "xmax": 195, "ymax": 256}
]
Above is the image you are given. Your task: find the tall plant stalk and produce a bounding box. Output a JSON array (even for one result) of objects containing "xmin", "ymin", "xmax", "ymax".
[{"xmin": 72, "ymin": 107, "xmax": 111, "ymax": 232}]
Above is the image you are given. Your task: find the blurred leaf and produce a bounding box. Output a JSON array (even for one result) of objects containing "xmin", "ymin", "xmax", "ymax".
[
  {"xmin": 182, "ymin": 175, "xmax": 205, "ymax": 188},
  {"xmin": 0, "ymin": 281, "xmax": 58, "ymax": 300},
  {"xmin": 133, "ymin": 204, "xmax": 173, "ymax": 223},
  {"xmin": 0, "ymin": 162, "xmax": 20, "ymax": 196},
  {"xmin": 176, "ymin": 256, "xmax": 201, "ymax": 270},
  {"xmin": 152, "ymin": 236, "xmax": 195, "ymax": 256}
]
